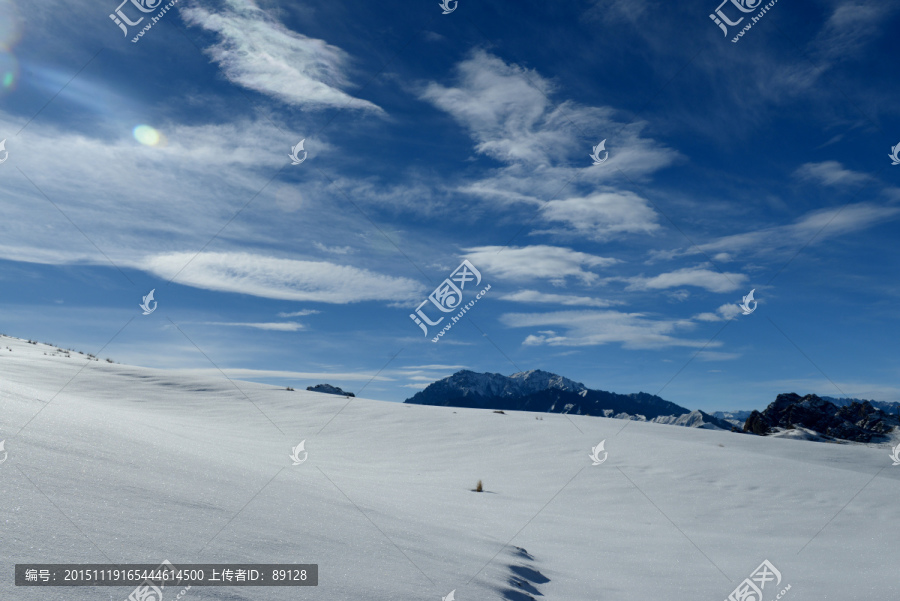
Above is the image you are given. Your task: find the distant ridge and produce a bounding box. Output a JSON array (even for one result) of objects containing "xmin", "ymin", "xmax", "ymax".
[{"xmin": 404, "ymin": 369, "xmax": 735, "ymax": 430}]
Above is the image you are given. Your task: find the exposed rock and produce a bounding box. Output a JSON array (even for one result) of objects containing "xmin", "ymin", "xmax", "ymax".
[
  {"xmin": 742, "ymin": 393, "xmax": 898, "ymax": 442},
  {"xmin": 306, "ymin": 384, "xmax": 355, "ymax": 397}
]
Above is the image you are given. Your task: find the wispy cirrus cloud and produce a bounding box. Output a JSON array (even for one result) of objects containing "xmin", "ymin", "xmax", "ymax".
[
  {"xmin": 626, "ymin": 266, "xmax": 747, "ymax": 294},
  {"xmin": 498, "ymin": 289, "xmax": 621, "ymax": 308},
  {"xmin": 695, "ymin": 350, "xmax": 741, "ymax": 361},
  {"xmin": 695, "ymin": 203, "xmax": 900, "ymax": 257},
  {"xmin": 142, "ymin": 252, "xmax": 425, "ymax": 303},
  {"xmin": 694, "ymin": 303, "xmax": 743, "ymax": 322},
  {"xmin": 421, "ymin": 50, "xmax": 678, "ymax": 210},
  {"xmin": 277, "ymin": 309, "xmax": 321, "ymax": 317},
  {"xmin": 181, "ymin": 0, "xmax": 381, "ymax": 112},
  {"xmin": 203, "ymin": 321, "xmax": 305, "ymax": 331},
  {"xmin": 794, "ymin": 161, "xmax": 871, "ymax": 187},
  {"xmin": 808, "ymin": 0, "xmax": 899, "ymax": 64},
  {"xmin": 536, "ymin": 190, "xmax": 661, "ymax": 240},
  {"xmin": 501, "ymin": 309, "xmax": 715, "ymax": 350},
  {"xmin": 464, "ymin": 245, "xmax": 617, "ymax": 284}
]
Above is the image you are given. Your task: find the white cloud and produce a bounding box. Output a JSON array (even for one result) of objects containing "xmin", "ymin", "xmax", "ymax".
[
  {"xmin": 420, "ymin": 50, "xmax": 566, "ymax": 166},
  {"xmin": 794, "ymin": 161, "xmax": 871, "ymax": 187},
  {"xmin": 537, "ymin": 190, "xmax": 661, "ymax": 240},
  {"xmin": 203, "ymin": 321, "xmax": 305, "ymax": 331},
  {"xmin": 809, "ymin": 1, "xmax": 898, "ymax": 63},
  {"xmin": 501, "ymin": 310, "xmax": 718, "ymax": 350},
  {"xmin": 627, "ymin": 266, "xmax": 747, "ymax": 293},
  {"xmin": 697, "ymin": 203, "xmax": 900, "ymax": 257},
  {"xmin": 141, "ymin": 252, "xmax": 425, "ymax": 303},
  {"xmin": 180, "ymin": 0, "xmax": 381, "ymax": 112},
  {"xmin": 313, "ymin": 242, "xmax": 354, "ymax": 255},
  {"xmin": 498, "ymin": 289, "xmax": 620, "ymax": 308},
  {"xmin": 694, "ymin": 303, "xmax": 743, "ymax": 322},
  {"xmin": 464, "ymin": 245, "xmax": 617, "ymax": 284},
  {"xmin": 696, "ymin": 351, "xmax": 741, "ymax": 361},
  {"xmin": 0, "ymin": 114, "xmax": 350, "ymax": 269},
  {"xmin": 420, "ymin": 50, "xmax": 678, "ymax": 214},
  {"xmin": 277, "ymin": 309, "xmax": 321, "ymax": 317}
]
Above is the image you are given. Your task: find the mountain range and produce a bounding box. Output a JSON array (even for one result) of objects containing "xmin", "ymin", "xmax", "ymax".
[
  {"xmin": 404, "ymin": 369, "xmax": 736, "ymax": 430},
  {"xmin": 404, "ymin": 370, "xmax": 900, "ymax": 444}
]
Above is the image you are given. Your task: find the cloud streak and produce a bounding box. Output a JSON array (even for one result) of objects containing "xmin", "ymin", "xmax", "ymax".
[
  {"xmin": 696, "ymin": 203, "xmax": 900, "ymax": 257},
  {"xmin": 142, "ymin": 252, "xmax": 426, "ymax": 303},
  {"xmin": 203, "ymin": 321, "xmax": 305, "ymax": 331},
  {"xmin": 181, "ymin": 0, "xmax": 381, "ymax": 112},
  {"xmin": 501, "ymin": 309, "xmax": 717, "ymax": 350},
  {"xmin": 498, "ymin": 289, "xmax": 621, "ymax": 308},
  {"xmin": 464, "ymin": 245, "xmax": 617, "ymax": 284},
  {"xmin": 627, "ymin": 266, "xmax": 747, "ymax": 294}
]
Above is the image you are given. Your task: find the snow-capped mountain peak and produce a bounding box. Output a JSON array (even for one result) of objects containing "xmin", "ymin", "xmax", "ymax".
[{"xmin": 507, "ymin": 369, "xmax": 587, "ymax": 395}]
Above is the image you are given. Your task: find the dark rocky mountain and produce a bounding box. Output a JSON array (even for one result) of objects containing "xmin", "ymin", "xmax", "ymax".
[
  {"xmin": 404, "ymin": 370, "xmax": 734, "ymax": 429},
  {"xmin": 307, "ymin": 384, "xmax": 354, "ymax": 397},
  {"xmin": 743, "ymin": 393, "xmax": 898, "ymax": 442}
]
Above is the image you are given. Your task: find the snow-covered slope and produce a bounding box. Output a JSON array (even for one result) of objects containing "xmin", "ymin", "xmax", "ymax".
[{"xmin": 1, "ymin": 335, "xmax": 898, "ymax": 600}]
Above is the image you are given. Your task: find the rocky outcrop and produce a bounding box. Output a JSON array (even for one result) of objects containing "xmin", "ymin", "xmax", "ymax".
[
  {"xmin": 743, "ymin": 393, "xmax": 898, "ymax": 442},
  {"xmin": 306, "ymin": 384, "xmax": 355, "ymax": 397}
]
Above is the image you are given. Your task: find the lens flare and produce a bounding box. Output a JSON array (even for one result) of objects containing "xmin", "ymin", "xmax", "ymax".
[{"xmin": 133, "ymin": 125, "xmax": 162, "ymax": 146}]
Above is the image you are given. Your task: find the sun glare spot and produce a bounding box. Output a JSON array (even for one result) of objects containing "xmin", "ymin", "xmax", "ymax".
[{"xmin": 133, "ymin": 125, "xmax": 162, "ymax": 146}]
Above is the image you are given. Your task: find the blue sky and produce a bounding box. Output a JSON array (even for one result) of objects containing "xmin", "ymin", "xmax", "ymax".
[{"xmin": 1, "ymin": 0, "xmax": 898, "ymax": 411}]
